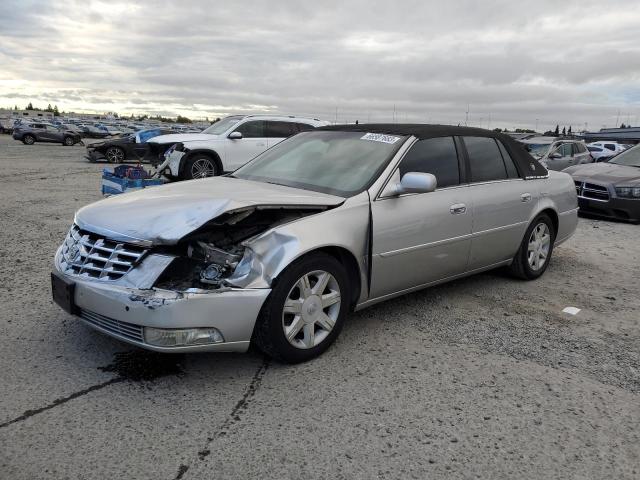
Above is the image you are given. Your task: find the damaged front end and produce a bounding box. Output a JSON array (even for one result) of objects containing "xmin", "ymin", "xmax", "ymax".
[{"xmin": 153, "ymin": 206, "xmax": 328, "ymax": 292}]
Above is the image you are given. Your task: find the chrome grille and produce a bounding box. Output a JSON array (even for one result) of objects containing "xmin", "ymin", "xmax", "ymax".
[
  {"xmin": 575, "ymin": 181, "xmax": 610, "ymax": 202},
  {"xmin": 80, "ymin": 309, "xmax": 144, "ymax": 343},
  {"xmin": 60, "ymin": 224, "xmax": 147, "ymax": 280}
]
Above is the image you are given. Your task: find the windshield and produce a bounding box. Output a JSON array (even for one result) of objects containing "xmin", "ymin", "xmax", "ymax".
[
  {"xmin": 525, "ymin": 143, "xmax": 552, "ymax": 158},
  {"xmin": 609, "ymin": 144, "xmax": 640, "ymax": 167},
  {"xmin": 201, "ymin": 116, "xmax": 243, "ymax": 135},
  {"xmin": 233, "ymin": 130, "xmax": 407, "ymax": 197}
]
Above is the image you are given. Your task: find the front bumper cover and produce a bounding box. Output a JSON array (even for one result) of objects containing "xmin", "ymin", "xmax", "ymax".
[
  {"xmin": 53, "ymin": 249, "xmax": 271, "ymax": 352},
  {"xmin": 578, "ymin": 196, "xmax": 640, "ymax": 223}
]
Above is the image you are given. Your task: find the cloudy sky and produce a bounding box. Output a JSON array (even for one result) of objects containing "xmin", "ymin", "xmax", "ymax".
[{"xmin": 1, "ymin": 0, "xmax": 639, "ymax": 131}]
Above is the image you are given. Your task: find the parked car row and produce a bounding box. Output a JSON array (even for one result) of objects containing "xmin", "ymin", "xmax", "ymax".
[{"xmin": 12, "ymin": 122, "xmax": 82, "ymax": 146}]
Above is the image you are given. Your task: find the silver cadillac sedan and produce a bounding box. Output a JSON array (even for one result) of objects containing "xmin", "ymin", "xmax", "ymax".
[{"xmin": 52, "ymin": 125, "xmax": 578, "ymax": 362}]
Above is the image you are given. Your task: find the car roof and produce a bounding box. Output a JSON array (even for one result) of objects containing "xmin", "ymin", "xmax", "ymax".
[{"xmin": 318, "ymin": 123, "xmax": 548, "ymax": 179}]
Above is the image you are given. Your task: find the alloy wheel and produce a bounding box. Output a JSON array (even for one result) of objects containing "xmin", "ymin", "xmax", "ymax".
[
  {"xmin": 191, "ymin": 158, "xmax": 215, "ymax": 178},
  {"xmin": 527, "ymin": 222, "xmax": 551, "ymax": 271},
  {"xmin": 106, "ymin": 148, "xmax": 125, "ymax": 163},
  {"xmin": 24, "ymin": 136, "xmax": 35, "ymax": 145},
  {"xmin": 282, "ymin": 270, "xmax": 341, "ymax": 349}
]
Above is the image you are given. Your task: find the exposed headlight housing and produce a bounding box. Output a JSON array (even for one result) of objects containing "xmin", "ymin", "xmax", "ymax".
[
  {"xmin": 144, "ymin": 327, "xmax": 224, "ymax": 347},
  {"xmin": 615, "ymin": 186, "xmax": 640, "ymax": 198}
]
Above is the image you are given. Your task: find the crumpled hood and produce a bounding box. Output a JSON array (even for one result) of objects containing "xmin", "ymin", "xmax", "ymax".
[
  {"xmin": 147, "ymin": 133, "xmax": 219, "ymax": 144},
  {"xmin": 564, "ymin": 162, "xmax": 640, "ymax": 185},
  {"xmin": 75, "ymin": 177, "xmax": 345, "ymax": 245}
]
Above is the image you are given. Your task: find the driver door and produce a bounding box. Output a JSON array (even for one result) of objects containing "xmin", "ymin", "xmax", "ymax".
[
  {"xmin": 547, "ymin": 143, "xmax": 573, "ymax": 170},
  {"xmin": 223, "ymin": 120, "xmax": 269, "ymax": 170},
  {"xmin": 370, "ymin": 136, "xmax": 472, "ymax": 299}
]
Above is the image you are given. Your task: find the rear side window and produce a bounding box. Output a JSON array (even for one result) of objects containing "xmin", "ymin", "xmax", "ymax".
[
  {"xmin": 496, "ymin": 140, "xmax": 520, "ymax": 178},
  {"xmin": 588, "ymin": 146, "xmax": 603, "ymax": 152},
  {"xmin": 463, "ymin": 136, "xmax": 508, "ymax": 182},
  {"xmin": 265, "ymin": 121, "xmax": 298, "ymax": 138},
  {"xmin": 604, "ymin": 144, "xmax": 616, "ymax": 151},
  {"xmin": 399, "ymin": 136, "xmax": 460, "ymax": 188},
  {"xmin": 572, "ymin": 143, "xmax": 585, "ymax": 154},
  {"xmin": 236, "ymin": 120, "xmax": 265, "ymax": 138}
]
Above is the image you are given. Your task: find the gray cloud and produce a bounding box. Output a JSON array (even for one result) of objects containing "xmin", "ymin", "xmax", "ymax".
[{"xmin": 0, "ymin": 0, "xmax": 639, "ymax": 130}]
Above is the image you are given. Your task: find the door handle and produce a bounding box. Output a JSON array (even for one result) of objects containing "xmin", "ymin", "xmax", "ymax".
[
  {"xmin": 450, "ymin": 203, "xmax": 467, "ymax": 214},
  {"xmin": 521, "ymin": 193, "xmax": 532, "ymax": 202}
]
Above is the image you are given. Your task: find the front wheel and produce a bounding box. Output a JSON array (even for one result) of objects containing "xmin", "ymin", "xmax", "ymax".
[
  {"xmin": 509, "ymin": 214, "xmax": 555, "ymax": 280},
  {"xmin": 23, "ymin": 134, "xmax": 35, "ymax": 145},
  {"xmin": 182, "ymin": 154, "xmax": 219, "ymax": 179},
  {"xmin": 63, "ymin": 136, "xmax": 75, "ymax": 146},
  {"xmin": 105, "ymin": 146, "xmax": 125, "ymax": 163},
  {"xmin": 253, "ymin": 253, "xmax": 348, "ymax": 363}
]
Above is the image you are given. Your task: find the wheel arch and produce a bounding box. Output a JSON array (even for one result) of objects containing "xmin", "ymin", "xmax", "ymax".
[{"xmin": 180, "ymin": 149, "xmax": 223, "ymax": 177}]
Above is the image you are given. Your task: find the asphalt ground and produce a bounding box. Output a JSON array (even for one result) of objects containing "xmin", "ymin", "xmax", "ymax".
[{"xmin": 0, "ymin": 137, "xmax": 638, "ymax": 479}]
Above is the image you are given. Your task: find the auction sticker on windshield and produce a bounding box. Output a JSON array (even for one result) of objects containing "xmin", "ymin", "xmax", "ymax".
[{"xmin": 360, "ymin": 133, "xmax": 401, "ymax": 144}]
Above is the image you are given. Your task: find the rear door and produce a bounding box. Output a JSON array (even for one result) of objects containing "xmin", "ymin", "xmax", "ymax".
[
  {"xmin": 370, "ymin": 136, "xmax": 472, "ymax": 298},
  {"xmin": 462, "ymin": 136, "xmax": 537, "ymax": 270},
  {"xmin": 572, "ymin": 143, "xmax": 591, "ymax": 164},
  {"xmin": 224, "ymin": 120, "xmax": 268, "ymax": 169}
]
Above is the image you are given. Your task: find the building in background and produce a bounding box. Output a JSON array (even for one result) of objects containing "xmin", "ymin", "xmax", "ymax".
[{"xmin": 582, "ymin": 127, "xmax": 640, "ymax": 145}]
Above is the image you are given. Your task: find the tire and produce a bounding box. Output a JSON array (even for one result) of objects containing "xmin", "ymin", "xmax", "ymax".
[
  {"xmin": 182, "ymin": 154, "xmax": 219, "ymax": 180},
  {"xmin": 509, "ymin": 213, "xmax": 555, "ymax": 280},
  {"xmin": 23, "ymin": 134, "xmax": 35, "ymax": 145},
  {"xmin": 63, "ymin": 136, "xmax": 75, "ymax": 146},
  {"xmin": 105, "ymin": 146, "xmax": 125, "ymax": 163},
  {"xmin": 253, "ymin": 252, "xmax": 349, "ymax": 363}
]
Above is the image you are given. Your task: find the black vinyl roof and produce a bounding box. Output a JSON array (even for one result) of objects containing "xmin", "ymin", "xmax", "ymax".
[{"xmin": 318, "ymin": 123, "xmax": 548, "ymax": 178}]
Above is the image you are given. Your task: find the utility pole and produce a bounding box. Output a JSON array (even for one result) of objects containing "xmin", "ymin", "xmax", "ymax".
[
  {"xmin": 334, "ymin": 107, "xmax": 338, "ymax": 124},
  {"xmin": 535, "ymin": 118, "xmax": 539, "ymax": 132},
  {"xmin": 615, "ymin": 109, "xmax": 620, "ymax": 128},
  {"xmin": 465, "ymin": 104, "xmax": 469, "ymax": 126}
]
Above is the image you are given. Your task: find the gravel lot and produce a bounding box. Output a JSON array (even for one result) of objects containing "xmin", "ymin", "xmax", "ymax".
[{"xmin": 0, "ymin": 137, "xmax": 638, "ymax": 479}]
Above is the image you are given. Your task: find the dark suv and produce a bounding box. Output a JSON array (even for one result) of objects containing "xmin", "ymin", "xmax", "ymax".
[{"xmin": 12, "ymin": 123, "xmax": 82, "ymax": 146}]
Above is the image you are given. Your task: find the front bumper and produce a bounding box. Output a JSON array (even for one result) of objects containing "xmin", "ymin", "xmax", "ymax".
[
  {"xmin": 85, "ymin": 148, "xmax": 105, "ymax": 162},
  {"xmin": 52, "ymin": 251, "xmax": 271, "ymax": 353},
  {"xmin": 167, "ymin": 150, "xmax": 185, "ymax": 177},
  {"xmin": 577, "ymin": 196, "xmax": 640, "ymax": 223}
]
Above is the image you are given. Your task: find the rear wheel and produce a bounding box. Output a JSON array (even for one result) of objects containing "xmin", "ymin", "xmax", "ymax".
[
  {"xmin": 509, "ymin": 214, "xmax": 555, "ymax": 280},
  {"xmin": 182, "ymin": 154, "xmax": 219, "ymax": 179},
  {"xmin": 63, "ymin": 136, "xmax": 75, "ymax": 146},
  {"xmin": 23, "ymin": 134, "xmax": 35, "ymax": 145},
  {"xmin": 253, "ymin": 253, "xmax": 348, "ymax": 363},
  {"xmin": 105, "ymin": 146, "xmax": 125, "ymax": 163}
]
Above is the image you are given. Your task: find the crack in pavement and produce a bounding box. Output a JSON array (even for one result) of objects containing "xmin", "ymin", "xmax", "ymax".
[
  {"xmin": 173, "ymin": 356, "xmax": 271, "ymax": 480},
  {"xmin": 0, "ymin": 378, "xmax": 126, "ymax": 429}
]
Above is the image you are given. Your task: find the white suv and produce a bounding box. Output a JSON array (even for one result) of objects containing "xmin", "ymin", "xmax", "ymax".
[{"xmin": 150, "ymin": 115, "xmax": 329, "ymax": 180}]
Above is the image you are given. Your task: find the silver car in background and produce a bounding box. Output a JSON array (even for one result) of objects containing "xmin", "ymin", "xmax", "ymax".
[
  {"xmin": 51, "ymin": 125, "xmax": 578, "ymax": 363},
  {"xmin": 521, "ymin": 137, "xmax": 593, "ymax": 171}
]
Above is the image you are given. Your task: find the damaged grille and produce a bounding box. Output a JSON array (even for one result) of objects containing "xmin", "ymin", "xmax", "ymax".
[
  {"xmin": 60, "ymin": 224, "xmax": 148, "ymax": 280},
  {"xmin": 80, "ymin": 309, "xmax": 144, "ymax": 343}
]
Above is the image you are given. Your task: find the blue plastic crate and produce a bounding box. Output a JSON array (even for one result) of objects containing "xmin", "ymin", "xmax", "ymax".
[{"xmin": 101, "ymin": 169, "xmax": 164, "ymax": 196}]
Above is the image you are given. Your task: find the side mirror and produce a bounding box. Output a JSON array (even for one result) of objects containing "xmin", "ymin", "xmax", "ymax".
[
  {"xmin": 550, "ymin": 152, "xmax": 562, "ymax": 159},
  {"xmin": 228, "ymin": 131, "xmax": 243, "ymax": 140},
  {"xmin": 393, "ymin": 172, "xmax": 437, "ymax": 195}
]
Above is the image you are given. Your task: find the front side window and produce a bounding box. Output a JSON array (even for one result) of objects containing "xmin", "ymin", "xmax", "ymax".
[
  {"xmin": 236, "ymin": 120, "xmax": 265, "ymax": 138},
  {"xmin": 554, "ymin": 143, "xmax": 573, "ymax": 157},
  {"xmin": 463, "ymin": 136, "xmax": 508, "ymax": 182},
  {"xmin": 399, "ymin": 136, "xmax": 460, "ymax": 188},
  {"xmin": 234, "ymin": 131, "xmax": 406, "ymax": 197}
]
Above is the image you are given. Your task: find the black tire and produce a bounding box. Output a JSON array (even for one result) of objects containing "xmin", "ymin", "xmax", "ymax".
[
  {"xmin": 23, "ymin": 134, "xmax": 35, "ymax": 145},
  {"xmin": 509, "ymin": 213, "xmax": 556, "ymax": 280},
  {"xmin": 63, "ymin": 136, "xmax": 75, "ymax": 146},
  {"xmin": 253, "ymin": 252, "xmax": 349, "ymax": 363},
  {"xmin": 105, "ymin": 146, "xmax": 125, "ymax": 163},
  {"xmin": 182, "ymin": 154, "xmax": 219, "ymax": 180}
]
